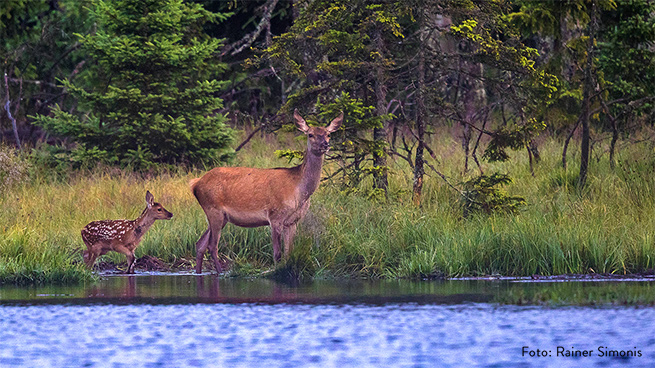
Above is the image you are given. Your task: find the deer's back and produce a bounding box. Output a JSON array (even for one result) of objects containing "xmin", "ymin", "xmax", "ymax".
[{"xmin": 192, "ymin": 166, "xmax": 302, "ymax": 213}]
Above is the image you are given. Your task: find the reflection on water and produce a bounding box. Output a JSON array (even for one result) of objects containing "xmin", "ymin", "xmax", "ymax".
[
  {"xmin": 0, "ymin": 275, "xmax": 500, "ymax": 305},
  {"xmin": 1, "ymin": 274, "xmax": 655, "ymax": 306},
  {"xmin": 1, "ymin": 276, "xmax": 655, "ymax": 367}
]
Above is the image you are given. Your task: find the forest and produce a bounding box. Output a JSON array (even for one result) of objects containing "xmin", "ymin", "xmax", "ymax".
[{"xmin": 1, "ymin": 0, "xmax": 655, "ymax": 284}]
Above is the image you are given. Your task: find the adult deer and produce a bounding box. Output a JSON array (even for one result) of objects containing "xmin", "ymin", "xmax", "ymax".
[
  {"xmin": 81, "ymin": 191, "xmax": 173, "ymax": 273},
  {"xmin": 190, "ymin": 109, "xmax": 343, "ymax": 274}
]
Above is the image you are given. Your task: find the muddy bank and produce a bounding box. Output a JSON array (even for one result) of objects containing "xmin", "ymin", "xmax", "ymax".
[
  {"xmin": 93, "ymin": 255, "xmax": 226, "ymax": 274},
  {"xmin": 94, "ymin": 255, "xmax": 655, "ymax": 283}
]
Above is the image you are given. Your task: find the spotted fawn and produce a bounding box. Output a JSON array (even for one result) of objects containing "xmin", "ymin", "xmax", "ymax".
[{"xmin": 81, "ymin": 191, "xmax": 173, "ymax": 273}]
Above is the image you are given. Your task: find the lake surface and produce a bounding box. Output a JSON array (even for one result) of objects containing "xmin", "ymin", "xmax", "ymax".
[{"xmin": 1, "ymin": 275, "xmax": 654, "ymax": 367}]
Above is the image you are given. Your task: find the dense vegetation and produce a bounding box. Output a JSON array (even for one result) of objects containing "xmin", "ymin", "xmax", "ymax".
[
  {"xmin": 2, "ymin": 132, "xmax": 655, "ymax": 284},
  {"xmin": 1, "ymin": 0, "xmax": 654, "ymax": 284}
]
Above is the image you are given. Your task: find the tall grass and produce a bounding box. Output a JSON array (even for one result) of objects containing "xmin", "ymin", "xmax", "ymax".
[{"xmin": 1, "ymin": 133, "xmax": 654, "ymax": 284}]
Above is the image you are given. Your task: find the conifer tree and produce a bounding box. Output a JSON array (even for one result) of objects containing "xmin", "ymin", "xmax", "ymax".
[{"xmin": 35, "ymin": 0, "xmax": 233, "ymax": 169}]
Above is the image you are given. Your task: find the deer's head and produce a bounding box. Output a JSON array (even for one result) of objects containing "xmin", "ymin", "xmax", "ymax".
[
  {"xmin": 294, "ymin": 109, "xmax": 343, "ymax": 156},
  {"xmin": 145, "ymin": 191, "xmax": 174, "ymax": 220}
]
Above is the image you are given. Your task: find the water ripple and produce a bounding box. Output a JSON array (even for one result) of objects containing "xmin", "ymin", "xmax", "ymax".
[{"xmin": 0, "ymin": 303, "xmax": 653, "ymax": 368}]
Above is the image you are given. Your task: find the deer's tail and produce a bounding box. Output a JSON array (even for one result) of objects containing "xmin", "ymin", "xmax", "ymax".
[
  {"xmin": 189, "ymin": 178, "xmax": 200, "ymax": 191},
  {"xmin": 189, "ymin": 178, "xmax": 202, "ymax": 200}
]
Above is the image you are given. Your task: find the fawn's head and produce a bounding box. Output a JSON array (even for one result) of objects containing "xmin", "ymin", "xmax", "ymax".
[
  {"xmin": 294, "ymin": 109, "xmax": 343, "ymax": 156},
  {"xmin": 144, "ymin": 191, "xmax": 173, "ymax": 220}
]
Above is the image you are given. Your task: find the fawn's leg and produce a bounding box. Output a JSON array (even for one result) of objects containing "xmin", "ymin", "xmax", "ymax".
[
  {"xmin": 126, "ymin": 251, "xmax": 136, "ymax": 274},
  {"xmin": 81, "ymin": 238, "xmax": 97, "ymax": 269},
  {"xmin": 84, "ymin": 250, "xmax": 99, "ymax": 269},
  {"xmin": 115, "ymin": 246, "xmax": 135, "ymax": 274}
]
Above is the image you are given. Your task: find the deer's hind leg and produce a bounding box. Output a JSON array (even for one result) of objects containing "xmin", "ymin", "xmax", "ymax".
[
  {"xmin": 208, "ymin": 221, "xmax": 226, "ymax": 274},
  {"xmin": 195, "ymin": 229, "xmax": 210, "ymax": 274},
  {"xmin": 197, "ymin": 210, "xmax": 226, "ymax": 274}
]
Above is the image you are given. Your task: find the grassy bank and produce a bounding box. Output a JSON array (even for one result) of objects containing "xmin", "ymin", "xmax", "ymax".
[{"xmin": 1, "ymin": 133, "xmax": 655, "ymax": 284}]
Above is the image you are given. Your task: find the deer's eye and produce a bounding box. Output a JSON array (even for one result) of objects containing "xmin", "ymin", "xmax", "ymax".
[
  {"xmin": 157, "ymin": 208, "xmax": 162, "ymax": 212},
  {"xmin": 308, "ymin": 134, "xmax": 314, "ymax": 138}
]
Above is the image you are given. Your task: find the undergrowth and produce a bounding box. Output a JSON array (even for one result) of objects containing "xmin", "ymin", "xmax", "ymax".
[{"xmin": 1, "ymin": 134, "xmax": 654, "ymax": 284}]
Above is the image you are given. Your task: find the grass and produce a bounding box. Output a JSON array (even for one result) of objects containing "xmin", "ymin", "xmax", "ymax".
[{"xmin": 1, "ymin": 132, "xmax": 655, "ymax": 285}]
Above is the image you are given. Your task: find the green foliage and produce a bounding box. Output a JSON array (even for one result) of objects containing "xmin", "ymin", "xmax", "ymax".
[
  {"xmin": 508, "ymin": 0, "xmax": 654, "ymax": 138},
  {"xmin": 598, "ymin": 0, "xmax": 655, "ymax": 117},
  {"xmin": 483, "ymin": 118, "xmax": 546, "ymax": 162},
  {"xmin": 0, "ymin": 0, "xmax": 91, "ymax": 134},
  {"xmin": 264, "ymin": 0, "xmax": 404, "ymax": 191},
  {"xmin": 461, "ymin": 173, "xmax": 526, "ymax": 217},
  {"xmin": 316, "ymin": 93, "xmax": 392, "ymax": 191},
  {"xmin": 0, "ymin": 224, "xmax": 94, "ymax": 285},
  {"xmin": 33, "ymin": 0, "xmax": 234, "ymax": 169},
  {"xmin": 395, "ymin": 248, "xmax": 443, "ymax": 279},
  {"xmin": 275, "ymin": 149, "xmax": 304, "ymax": 164},
  {"xmin": 268, "ymin": 242, "xmax": 317, "ymax": 281}
]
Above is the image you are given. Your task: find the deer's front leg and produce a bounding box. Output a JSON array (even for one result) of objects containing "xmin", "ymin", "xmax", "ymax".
[
  {"xmin": 271, "ymin": 224, "xmax": 283, "ymax": 264},
  {"xmin": 282, "ymin": 223, "xmax": 297, "ymax": 258},
  {"xmin": 116, "ymin": 246, "xmax": 136, "ymax": 274}
]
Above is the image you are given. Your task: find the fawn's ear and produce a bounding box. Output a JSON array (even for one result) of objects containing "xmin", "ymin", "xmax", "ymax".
[
  {"xmin": 326, "ymin": 111, "xmax": 344, "ymax": 133},
  {"xmin": 146, "ymin": 191, "xmax": 154, "ymax": 208},
  {"xmin": 294, "ymin": 109, "xmax": 310, "ymax": 133}
]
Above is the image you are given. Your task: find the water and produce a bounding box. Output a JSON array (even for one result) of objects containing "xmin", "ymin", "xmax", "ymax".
[{"xmin": 1, "ymin": 275, "xmax": 654, "ymax": 368}]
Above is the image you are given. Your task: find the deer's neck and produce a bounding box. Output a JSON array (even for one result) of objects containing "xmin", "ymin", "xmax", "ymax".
[
  {"xmin": 133, "ymin": 208, "xmax": 156, "ymax": 239},
  {"xmin": 298, "ymin": 151, "xmax": 324, "ymax": 202}
]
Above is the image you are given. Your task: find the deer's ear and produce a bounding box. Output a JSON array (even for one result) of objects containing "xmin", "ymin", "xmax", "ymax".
[
  {"xmin": 294, "ymin": 109, "xmax": 310, "ymax": 133},
  {"xmin": 326, "ymin": 111, "xmax": 344, "ymax": 133},
  {"xmin": 146, "ymin": 191, "xmax": 154, "ymax": 208}
]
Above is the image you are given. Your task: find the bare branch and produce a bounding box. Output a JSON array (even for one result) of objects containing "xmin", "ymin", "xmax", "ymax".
[
  {"xmin": 389, "ymin": 149, "xmax": 414, "ymax": 169},
  {"xmin": 223, "ymin": 0, "xmax": 280, "ymax": 56},
  {"xmin": 235, "ymin": 125, "xmax": 264, "ymax": 152},
  {"xmin": 3, "ymin": 72, "xmax": 22, "ymax": 149},
  {"xmin": 471, "ymin": 108, "xmax": 490, "ymax": 175}
]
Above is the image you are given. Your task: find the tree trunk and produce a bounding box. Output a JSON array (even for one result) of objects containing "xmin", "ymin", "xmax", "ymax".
[
  {"xmin": 609, "ymin": 121, "xmax": 618, "ymax": 170},
  {"xmin": 462, "ymin": 123, "xmax": 471, "ymax": 173},
  {"xmin": 373, "ymin": 28, "xmax": 388, "ymax": 195},
  {"xmin": 413, "ymin": 24, "xmax": 427, "ymax": 206},
  {"xmin": 562, "ymin": 118, "xmax": 580, "ymax": 169},
  {"xmin": 578, "ymin": 0, "xmax": 598, "ymax": 190},
  {"xmin": 599, "ymin": 98, "xmax": 619, "ymax": 170}
]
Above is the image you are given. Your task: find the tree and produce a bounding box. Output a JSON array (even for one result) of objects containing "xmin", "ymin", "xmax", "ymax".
[
  {"xmin": 34, "ymin": 0, "xmax": 233, "ymax": 169},
  {"xmin": 263, "ymin": 0, "xmax": 403, "ymax": 196},
  {"xmin": 578, "ymin": 0, "xmax": 599, "ymax": 189},
  {"xmin": 394, "ymin": 0, "xmax": 556, "ymax": 205},
  {"xmin": 510, "ymin": 0, "xmax": 655, "ymax": 186},
  {"xmin": 598, "ymin": 0, "xmax": 655, "ymax": 169},
  {"xmin": 1, "ymin": 0, "xmax": 91, "ymax": 148}
]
